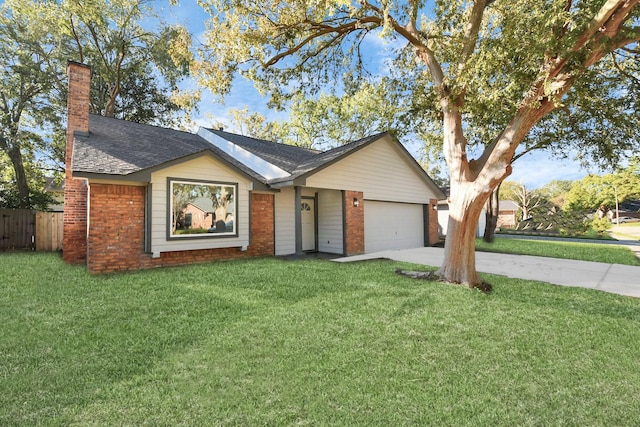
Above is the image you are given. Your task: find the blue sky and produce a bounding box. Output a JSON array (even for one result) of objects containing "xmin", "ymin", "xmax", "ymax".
[{"xmin": 161, "ymin": 0, "xmax": 599, "ymax": 190}]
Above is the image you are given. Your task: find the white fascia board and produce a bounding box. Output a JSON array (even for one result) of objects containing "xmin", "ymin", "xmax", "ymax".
[{"xmin": 197, "ymin": 128, "xmax": 291, "ymax": 180}]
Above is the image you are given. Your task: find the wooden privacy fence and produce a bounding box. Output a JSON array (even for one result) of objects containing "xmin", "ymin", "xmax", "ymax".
[
  {"xmin": 0, "ymin": 209, "xmax": 35, "ymax": 251},
  {"xmin": 35, "ymin": 211, "xmax": 63, "ymax": 251},
  {"xmin": 0, "ymin": 209, "xmax": 63, "ymax": 252}
]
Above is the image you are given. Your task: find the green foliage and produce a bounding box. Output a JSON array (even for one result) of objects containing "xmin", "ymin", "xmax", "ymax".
[
  {"xmin": 538, "ymin": 180, "xmax": 574, "ymax": 209},
  {"xmin": 0, "ymin": 0, "xmax": 198, "ymax": 208},
  {"xmin": 210, "ymin": 106, "xmax": 288, "ymax": 143},
  {"xmin": 591, "ymin": 216, "xmax": 612, "ymax": 234},
  {"xmin": 498, "ymin": 181, "xmax": 522, "ymax": 203},
  {"xmin": 558, "ymin": 218, "xmax": 592, "ymax": 237},
  {"xmin": 0, "ymin": 1, "xmax": 62, "ymax": 208},
  {"xmin": 197, "ymin": 0, "xmax": 640, "ymax": 168},
  {"xmin": 565, "ymin": 160, "xmax": 640, "ymax": 213},
  {"xmin": 55, "ymin": 0, "xmax": 197, "ymax": 125}
]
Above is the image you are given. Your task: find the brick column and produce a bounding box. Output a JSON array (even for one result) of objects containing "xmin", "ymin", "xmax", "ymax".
[
  {"xmin": 63, "ymin": 62, "xmax": 91, "ymax": 264},
  {"xmin": 343, "ymin": 191, "xmax": 364, "ymax": 256},
  {"xmin": 428, "ymin": 198, "xmax": 440, "ymax": 246},
  {"xmin": 247, "ymin": 192, "xmax": 275, "ymax": 256}
]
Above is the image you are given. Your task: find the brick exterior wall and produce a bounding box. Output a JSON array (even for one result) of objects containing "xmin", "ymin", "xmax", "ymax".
[
  {"xmin": 244, "ymin": 192, "xmax": 275, "ymax": 257},
  {"xmin": 63, "ymin": 62, "xmax": 91, "ymax": 264},
  {"xmin": 343, "ymin": 190, "xmax": 364, "ymax": 256},
  {"xmin": 428, "ymin": 198, "xmax": 440, "ymax": 246},
  {"xmin": 87, "ymin": 184, "xmax": 274, "ymax": 274},
  {"xmin": 87, "ymin": 184, "xmax": 147, "ymax": 273}
]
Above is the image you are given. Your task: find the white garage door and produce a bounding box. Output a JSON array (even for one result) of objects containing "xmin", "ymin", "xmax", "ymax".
[{"xmin": 364, "ymin": 201, "xmax": 424, "ymax": 253}]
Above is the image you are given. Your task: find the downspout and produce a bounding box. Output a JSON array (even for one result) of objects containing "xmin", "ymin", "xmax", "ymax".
[
  {"xmin": 295, "ymin": 186, "xmax": 303, "ymax": 255},
  {"xmin": 341, "ymin": 190, "xmax": 347, "ymax": 256}
]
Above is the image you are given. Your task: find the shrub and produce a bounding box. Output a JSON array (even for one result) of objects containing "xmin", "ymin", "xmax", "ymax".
[{"xmin": 591, "ymin": 217, "xmax": 612, "ymax": 234}]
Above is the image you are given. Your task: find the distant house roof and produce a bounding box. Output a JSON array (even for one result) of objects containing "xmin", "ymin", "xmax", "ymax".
[
  {"xmin": 44, "ymin": 177, "xmax": 64, "ymax": 193},
  {"xmin": 186, "ymin": 197, "xmax": 214, "ymax": 213},
  {"xmin": 620, "ymin": 200, "xmax": 640, "ymax": 213},
  {"xmin": 499, "ymin": 200, "xmax": 520, "ymax": 211},
  {"xmin": 72, "ymin": 114, "xmax": 445, "ymax": 198}
]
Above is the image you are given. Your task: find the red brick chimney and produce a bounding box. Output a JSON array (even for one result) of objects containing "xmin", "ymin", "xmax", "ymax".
[{"xmin": 63, "ymin": 62, "xmax": 91, "ymax": 264}]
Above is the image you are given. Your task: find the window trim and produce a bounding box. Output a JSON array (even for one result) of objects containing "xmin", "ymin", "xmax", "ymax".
[{"xmin": 166, "ymin": 177, "xmax": 238, "ymax": 240}]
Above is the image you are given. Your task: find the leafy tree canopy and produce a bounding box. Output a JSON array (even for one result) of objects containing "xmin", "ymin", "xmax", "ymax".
[
  {"xmin": 55, "ymin": 0, "xmax": 197, "ymax": 125},
  {"xmin": 0, "ymin": 0, "xmax": 64, "ymax": 208},
  {"xmin": 565, "ymin": 158, "xmax": 640, "ymax": 212},
  {"xmin": 0, "ymin": 0, "xmax": 198, "ymax": 208},
  {"xmin": 197, "ymin": 0, "xmax": 640, "ymax": 168},
  {"xmin": 196, "ymin": 0, "xmax": 640, "ymax": 286}
]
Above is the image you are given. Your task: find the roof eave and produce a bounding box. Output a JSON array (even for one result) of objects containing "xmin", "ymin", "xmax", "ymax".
[
  {"xmin": 268, "ymin": 177, "xmax": 306, "ymax": 188},
  {"xmin": 73, "ymin": 150, "xmax": 273, "ymax": 191}
]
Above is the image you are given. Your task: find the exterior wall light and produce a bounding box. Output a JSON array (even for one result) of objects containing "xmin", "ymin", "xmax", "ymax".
[{"xmin": 353, "ymin": 197, "xmax": 360, "ymax": 207}]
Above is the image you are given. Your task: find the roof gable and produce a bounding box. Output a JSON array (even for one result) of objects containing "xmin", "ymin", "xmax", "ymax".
[
  {"xmin": 73, "ymin": 115, "xmax": 265, "ymax": 184},
  {"xmin": 271, "ymin": 132, "xmax": 446, "ymax": 199},
  {"xmin": 279, "ymin": 133, "xmax": 385, "ymax": 184}
]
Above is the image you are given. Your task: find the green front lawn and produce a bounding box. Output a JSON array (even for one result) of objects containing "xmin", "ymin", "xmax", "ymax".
[
  {"xmin": 476, "ymin": 237, "xmax": 640, "ymax": 266},
  {"xmin": 2, "ymin": 253, "xmax": 640, "ymax": 426}
]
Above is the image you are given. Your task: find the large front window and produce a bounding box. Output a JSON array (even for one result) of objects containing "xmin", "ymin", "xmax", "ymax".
[{"xmin": 168, "ymin": 178, "xmax": 237, "ymax": 239}]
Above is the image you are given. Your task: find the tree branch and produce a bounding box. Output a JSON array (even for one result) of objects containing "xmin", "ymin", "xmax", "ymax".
[
  {"xmin": 264, "ymin": 16, "xmax": 381, "ymax": 67},
  {"xmin": 69, "ymin": 15, "xmax": 84, "ymax": 62},
  {"xmin": 611, "ymin": 51, "xmax": 640, "ymax": 85},
  {"xmin": 573, "ymin": 0, "xmax": 637, "ymax": 52},
  {"xmin": 458, "ymin": 0, "xmax": 491, "ymax": 74}
]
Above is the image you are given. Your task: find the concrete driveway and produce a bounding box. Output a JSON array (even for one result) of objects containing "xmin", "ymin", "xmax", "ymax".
[{"xmin": 333, "ymin": 246, "xmax": 640, "ymax": 298}]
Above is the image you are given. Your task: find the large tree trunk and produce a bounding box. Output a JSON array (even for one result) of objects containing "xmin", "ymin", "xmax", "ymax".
[
  {"xmin": 409, "ymin": 0, "xmax": 625, "ymax": 291},
  {"xmin": 7, "ymin": 144, "xmax": 31, "ymax": 208},
  {"xmin": 483, "ymin": 184, "xmax": 500, "ymax": 243},
  {"xmin": 436, "ymin": 185, "xmax": 491, "ymax": 287}
]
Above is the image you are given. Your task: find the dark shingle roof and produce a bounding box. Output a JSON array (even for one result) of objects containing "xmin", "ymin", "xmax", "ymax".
[
  {"xmin": 204, "ymin": 128, "xmax": 318, "ymax": 173},
  {"xmin": 187, "ymin": 197, "xmax": 214, "ymax": 212},
  {"xmin": 72, "ymin": 116, "xmax": 442, "ymax": 198},
  {"xmin": 73, "ymin": 115, "xmax": 264, "ymax": 182}
]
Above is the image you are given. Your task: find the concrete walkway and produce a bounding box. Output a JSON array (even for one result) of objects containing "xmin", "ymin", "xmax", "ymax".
[{"xmin": 333, "ymin": 246, "xmax": 640, "ymax": 298}]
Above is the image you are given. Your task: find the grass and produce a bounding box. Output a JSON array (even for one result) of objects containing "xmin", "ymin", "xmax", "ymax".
[
  {"xmin": 616, "ymin": 222, "xmax": 640, "ymax": 227},
  {"xmin": 2, "ymin": 253, "xmax": 640, "ymax": 426},
  {"xmin": 610, "ymin": 223, "xmax": 640, "ymax": 241},
  {"xmin": 476, "ymin": 237, "xmax": 640, "ymax": 266}
]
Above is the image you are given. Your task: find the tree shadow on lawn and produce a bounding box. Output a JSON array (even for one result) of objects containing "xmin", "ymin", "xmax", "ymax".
[{"xmin": 389, "ymin": 259, "xmax": 640, "ymax": 322}]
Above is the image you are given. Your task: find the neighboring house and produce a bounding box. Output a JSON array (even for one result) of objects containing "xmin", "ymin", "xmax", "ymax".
[
  {"xmin": 180, "ymin": 197, "xmax": 216, "ymax": 231},
  {"xmin": 437, "ymin": 198, "xmax": 519, "ymax": 237},
  {"xmin": 497, "ymin": 200, "xmax": 519, "ymax": 229},
  {"xmin": 44, "ymin": 177, "xmax": 65, "ymax": 212},
  {"xmin": 619, "ymin": 200, "xmax": 640, "ymax": 218},
  {"xmin": 63, "ymin": 62, "xmax": 445, "ymax": 273}
]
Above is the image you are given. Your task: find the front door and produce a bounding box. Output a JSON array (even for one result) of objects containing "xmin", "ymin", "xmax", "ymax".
[{"xmin": 301, "ymin": 198, "xmax": 316, "ymax": 251}]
